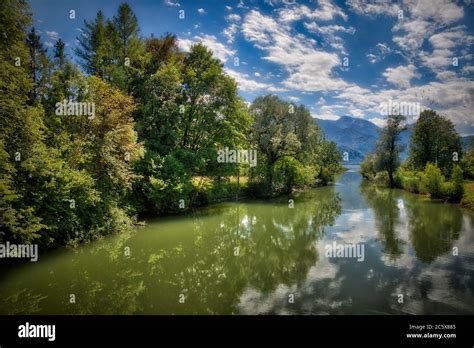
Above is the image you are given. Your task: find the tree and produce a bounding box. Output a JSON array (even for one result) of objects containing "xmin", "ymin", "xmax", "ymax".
[
  {"xmin": 374, "ymin": 114, "xmax": 406, "ymax": 187},
  {"xmin": 249, "ymin": 95, "xmax": 338, "ymax": 195},
  {"xmin": 54, "ymin": 38, "xmax": 66, "ymax": 70},
  {"xmin": 409, "ymin": 109, "xmax": 462, "ymax": 176},
  {"xmin": 108, "ymin": 3, "xmax": 147, "ymax": 93},
  {"xmin": 25, "ymin": 27, "xmax": 49, "ymax": 103},
  {"xmin": 144, "ymin": 33, "xmax": 183, "ymax": 74},
  {"xmin": 461, "ymin": 139, "xmax": 474, "ymax": 179},
  {"xmin": 74, "ymin": 10, "xmax": 108, "ymax": 77}
]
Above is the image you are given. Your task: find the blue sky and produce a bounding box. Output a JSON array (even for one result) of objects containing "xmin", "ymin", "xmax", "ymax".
[{"xmin": 30, "ymin": 0, "xmax": 474, "ymax": 134}]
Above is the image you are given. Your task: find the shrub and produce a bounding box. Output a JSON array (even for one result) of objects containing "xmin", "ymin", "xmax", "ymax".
[
  {"xmin": 440, "ymin": 165, "xmax": 464, "ymax": 202},
  {"xmin": 397, "ymin": 169, "xmax": 421, "ymax": 193},
  {"xmin": 374, "ymin": 171, "xmax": 390, "ymax": 186},
  {"xmin": 421, "ymin": 163, "xmax": 444, "ymax": 198},
  {"xmin": 361, "ymin": 154, "xmax": 377, "ymax": 181}
]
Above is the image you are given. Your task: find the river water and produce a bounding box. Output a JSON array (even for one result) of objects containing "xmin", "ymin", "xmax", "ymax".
[{"xmin": 1, "ymin": 168, "xmax": 473, "ymax": 314}]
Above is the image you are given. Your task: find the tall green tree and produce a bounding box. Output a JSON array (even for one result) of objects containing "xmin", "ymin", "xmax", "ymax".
[
  {"xmin": 374, "ymin": 114, "xmax": 406, "ymax": 187},
  {"xmin": 25, "ymin": 27, "xmax": 49, "ymax": 103},
  {"xmin": 409, "ymin": 109, "xmax": 462, "ymax": 176},
  {"xmin": 108, "ymin": 3, "xmax": 147, "ymax": 93},
  {"xmin": 74, "ymin": 10, "xmax": 108, "ymax": 77}
]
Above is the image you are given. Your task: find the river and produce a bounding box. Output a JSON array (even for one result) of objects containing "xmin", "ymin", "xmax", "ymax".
[{"xmin": 1, "ymin": 168, "xmax": 473, "ymax": 314}]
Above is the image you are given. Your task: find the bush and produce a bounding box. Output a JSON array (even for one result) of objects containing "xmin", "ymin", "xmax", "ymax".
[
  {"xmin": 374, "ymin": 171, "xmax": 390, "ymax": 186},
  {"xmin": 396, "ymin": 169, "xmax": 421, "ymax": 193},
  {"xmin": 361, "ymin": 154, "xmax": 377, "ymax": 181},
  {"xmin": 440, "ymin": 182, "xmax": 463, "ymax": 202},
  {"xmin": 440, "ymin": 165, "xmax": 464, "ymax": 202},
  {"xmin": 272, "ymin": 157, "xmax": 315, "ymax": 194},
  {"xmin": 421, "ymin": 163, "xmax": 444, "ymax": 198}
]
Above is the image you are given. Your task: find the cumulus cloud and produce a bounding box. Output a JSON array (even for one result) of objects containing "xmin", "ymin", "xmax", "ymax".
[
  {"xmin": 383, "ymin": 64, "xmax": 420, "ymax": 89},
  {"xmin": 178, "ymin": 34, "xmax": 236, "ymax": 62},
  {"xmin": 277, "ymin": 0, "xmax": 347, "ymax": 23},
  {"xmin": 242, "ymin": 10, "xmax": 349, "ymax": 92},
  {"xmin": 225, "ymin": 68, "xmax": 287, "ymax": 93}
]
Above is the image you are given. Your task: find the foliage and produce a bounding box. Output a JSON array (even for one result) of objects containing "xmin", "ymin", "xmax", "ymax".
[
  {"xmin": 360, "ymin": 154, "xmax": 377, "ymax": 181},
  {"xmin": 421, "ymin": 163, "xmax": 444, "ymax": 198},
  {"xmin": 408, "ymin": 109, "xmax": 462, "ymax": 176},
  {"xmin": 248, "ymin": 95, "xmax": 341, "ymax": 196},
  {"xmin": 0, "ymin": 0, "xmax": 343, "ymax": 248},
  {"xmin": 374, "ymin": 115, "xmax": 406, "ymax": 187},
  {"xmin": 460, "ymin": 140, "xmax": 474, "ymax": 179}
]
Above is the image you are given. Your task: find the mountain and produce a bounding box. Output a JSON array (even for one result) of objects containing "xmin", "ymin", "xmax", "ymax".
[
  {"xmin": 315, "ymin": 116, "xmax": 473, "ymax": 163},
  {"xmin": 315, "ymin": 116, "xmax": 380, "ymax": 163},
  {"xmin": 461, "ymin": 135, "xmax": 474, "ymax": 151}
]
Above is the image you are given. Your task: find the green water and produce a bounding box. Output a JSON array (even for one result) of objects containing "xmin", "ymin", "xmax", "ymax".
[{"xmin": 1, "ymin": 169, "xmax": 473, "ymax": 314}]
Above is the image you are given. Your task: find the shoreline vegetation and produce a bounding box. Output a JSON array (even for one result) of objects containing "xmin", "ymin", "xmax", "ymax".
[
  {"xmin": 0, "ymin": 1, "xmax": 342, "ymax": 250},
  {"xmin": 360, "ymin": 110, "xmax": 474, "ymax": 210}
]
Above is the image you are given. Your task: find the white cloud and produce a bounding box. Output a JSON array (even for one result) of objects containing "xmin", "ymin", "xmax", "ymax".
[
  {"xmin": 225, "ymin": 68, "xmax": 287, "ymax": 93},
  {"xmin": 314, "ymin": 105, "xmax": 341, "ymax": 120},
  {"xmin": 347, "ymin": 0, "xmax": 401, "ymax": 17},
  {"xmin": 369, "ymin": 117, "xmax": 386, "ymax": 128},
  {"xmin": 254, "ymin": 72, "xmax": 261, "ymax": 77},
  {"xmin": 335, "ymin": 77, "xmax": 474, "ymax": 128},
  {"xmin": 226, "ymin": 14, "xmax": 241, "ymax": 22},
  {"xmin": 367, "ymin": 43, "xmax": 394, "ymax": 63},
  {"xmin": 242, "ymin": 10, "xmax": 349, "ymax": 92},
  {"xmin": 366, "ymin": 54, "xmax": 377, "ymax": 64},
  {"xmin": 277, "ymin": 0, "xmax": 347, "ymax": 23},
  {"xmin": 223, "ymin": 24, "xmax": 239, "ymax": 44},
  {"xmin": 164, "ymin": 0, "xmax": 180, "ymax": 7},
  {"xmin": 383, "ymin": 64, "xmax": 420, "ymax": 89},
  {"xmin": 197, "ymin": 8, "xmax": 206, "ymax": 14},
  {"xmin": 178, "ymin": 35, "xmax": 236, "ymax": 62},
  {"xmin": 304, "ymin": 22, "xmax": 355, "ymax": 54},
  {"xmin": 45, "ymin": 30, "xmax": 59, "ymax": 41}
]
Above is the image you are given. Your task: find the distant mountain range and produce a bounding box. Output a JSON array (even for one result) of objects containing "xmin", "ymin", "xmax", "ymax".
[{"xmin": 315, "ymin": 116, "xmax": 473, "ymax": 164}]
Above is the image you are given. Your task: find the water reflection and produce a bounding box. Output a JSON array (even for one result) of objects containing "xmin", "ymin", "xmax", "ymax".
[
  {"xmin": 0, "ymin": 171, "xmax": 473, "ymax": 315},
  {"xmin": 0, "ymin": 186, "xmax": 342, "ymax": 314}
]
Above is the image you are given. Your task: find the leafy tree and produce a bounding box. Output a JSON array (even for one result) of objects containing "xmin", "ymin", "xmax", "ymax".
[
  {"xmin": 409, "ymin": 109, "xmax": 462, "ymax": 176},
  {"xmin": 374, "ymin": 115, "xmax": 406, "ymax": 187},
  {"xmin": 249, "ymin": 95, "xmax": 339, "ymax": 195},
  {"xmin": 144, "ymin": 33, "xmax": 183, "ymax": 74}
]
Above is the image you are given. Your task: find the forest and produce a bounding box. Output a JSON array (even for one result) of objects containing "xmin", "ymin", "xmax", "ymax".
[{"xmin": 0, "ymin": 0, "xmax": 342, "ymax": 248}]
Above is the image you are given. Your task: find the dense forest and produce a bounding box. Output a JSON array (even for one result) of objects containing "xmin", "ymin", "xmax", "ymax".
[
  {"xmin": 0, "ymin": 0, "xmax": 342, "ymax": 248},
  {"xmin": 361, "ymin": 110, "xmax": 474, "ymax": 207}
]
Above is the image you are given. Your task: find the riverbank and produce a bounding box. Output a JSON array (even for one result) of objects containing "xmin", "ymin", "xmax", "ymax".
[
  {"xmin": 461, "ymin": 181, "xmax": 474, "ymax": 209},
  {"xmin": 2, "ymin": 170, "xmax": 473, "ymax": 315}
]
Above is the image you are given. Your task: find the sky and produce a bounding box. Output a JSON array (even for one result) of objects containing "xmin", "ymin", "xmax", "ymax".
[{"xmin": 30, "ymin": 0, "xmax": 474, "ymax": 135}]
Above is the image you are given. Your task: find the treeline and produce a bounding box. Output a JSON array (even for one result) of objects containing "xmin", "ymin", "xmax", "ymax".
[
  {"xmin": 0, "ymin": 1, "xmax": 341, "ymax": 247},
  {"xmin": 361, "ymin": 109, "xmax": 474, "ymax": 203}
]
